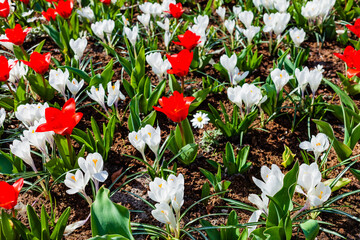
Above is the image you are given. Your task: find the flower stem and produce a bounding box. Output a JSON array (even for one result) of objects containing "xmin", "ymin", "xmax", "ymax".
[
  {"xmin": 178, "ymin": 121, "xmax": 186, "ymax": 147},
  {"xmin": 66, "ymin": 134, "xmax": 74, "ymax": 166},
  {"xmin": 5, "ymin": 82, "xmax": 16, "ymax": 99},
  {"xmin": 181, "ymin": 76, "xmax": 185, "ymax": 93},
  {"xmin": 41, "ymin": 74, "xmax": 47, "ymax": 88}
]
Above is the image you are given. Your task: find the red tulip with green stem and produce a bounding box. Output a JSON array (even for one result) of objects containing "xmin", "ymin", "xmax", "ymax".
[
  {"xmin": 153, "ymin": 91, "xmax": 195, "ymax": 146},
  {"xmin": 166, "ymin": 49, "xmax": 193, "ymax": 93},
  {"xmin": 0, "ymin": 178, "xmax": 24, "ymax": 217}
]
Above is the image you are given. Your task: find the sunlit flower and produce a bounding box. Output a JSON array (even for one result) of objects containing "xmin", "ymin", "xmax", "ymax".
[
  {"xmin": 107, "ymin": 80, "xmax": 125, "ymax": 107},
  {"xmin": 67, "ymin": 78, "xmax": 84, "ymax": 97},
  {"xmin": 216, "ymin": 6, "xmax": 226, "ymax": 21},
  {"xmin": 0, "ymin": 178, "xmax": 24, "ymax": 210},
  {"xmin": 124, "ymin": 26, "xmax": 139, "ymax": 46},
  {"xmin": 252, "ymin": 164, "xmax": 284, "ymax": 197},
  {"xmin": 21, "ymin": 52, "xmax": 51, "ymax": 75},
  {"xmin": 78, "ymin": 152, "xmax": 108, "ymax": 183},
  {"xmin": 241, "ymin": 83, "xmax": 266, "ymax": 114},
  {"xmin": 49, "ymin": 68, "xmax": 69, "ymax": 99},
  {"xmin": 129, "ymin": 130, "xmax": 146, "ymax": 158},
  {"xmin": 307, "ymin": 182, "xmax": 331, "ymax": 207},
  {"xmin": 190, "ymin": 112, "xmax": 210, "ymax": 129},
  {"xmin": 137, "ymin": 13, "xmax": 151, "ymax": 29},
  {"xmin": 15, "ymin": 102, "xmax": 49, "ymax": 127},
  {"xmin": 289, "ymin": 27, "xmax": 306, "ymax": 47},
  {"xmin": 243, "ymin": 26, "xmax": 260, "ymax": 45},
  {"xmin": 238, "ymin": 11, "xmax": 254, "ymax": 29},
  {"xmin": 224, "ymin": 19, "xmax": 235, "ymax": 35},
  {"xmin": 299, "ymin": 133, "xmax": 329, "ymax": 161},
  {"xmin": 64, "ymin": 169, "xmax": 90, "ymax": 195},
  {"xmin": 8, "ymin": 60, "xmax": 28, "ymax": 83},
  {"xmin": 227, "ymin": 85, "xmax": 243, "ymax": 108},
  {"xmin": 77, "ymin": 6, "xmax": 95, "ymax": 22},
  {"xmin": 297, "ymin": 162, "xmax": 322, "ymax": 194},
  {"xmin": 70, "ymin": 37, "xmax": 87, "ymax": 61},
  {"xmin": 10, "ymin": 139, "xmax": 37, "ymax": 172},
  {"xmin": 0, "ymin": 108, "xmax": 5, "ymax": 128},
  {"xmin": 166, "ymin": 49, "xmax": 193, "ymax": 77},
  {"xmin": 270, "ymin": 68, "xmax": 293, "ymax": 94},
  {"xmin": 87, "ymin": 85, "xmax": 107, "ymax": 111},
  {"xmin": 146, "ymin": 52, "xmax": 171, "ymax": 80},
  {"xmin": 151, "ymin": 202, "xmax": 177, "ymax": 230},
  {"xmin": 140, "ymin": 125, "xmax": 161, "ymax": 157},
  {"xmin": 165, "ymin": 3, "xmax": 184, "ymax": 19}
]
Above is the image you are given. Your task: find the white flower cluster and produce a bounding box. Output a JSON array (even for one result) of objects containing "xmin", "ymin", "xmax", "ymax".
[
  {"xmin": 301, "ymin": 0, "xmax": 335, "ymax": 21},
  {"xmin": 91, "ymin": 19, "xmax": 115, "ymax": 44},
  {"xmin": 189, "ymin": 15, "xmax": 209, "ymax": 47},
  {"xmin": 220, "ymin": 53, "xmax": 249, "ymax": 85},
  {"xmin": 149, "ymin": 174, "xmax": 184, "ymax": 233},
  {"xmin": 49, "ymin": 68, "xmax": 84, "ymax": 100},
  {"xmin": 227, "ymin": 83, "xmax": 267, "ymax": 114},
  {"xmin": 295, "ymin": 64, "xmax": 324, "ymax": 98},
  {"xmin": 64, "ymin": 152, "xmax": 108, "ymax": 195},
  {"xmin": 248, "ymin": 163, "xmax": 331, "ymax": 233},
  {"xmin": 300, "ymin": 133, "xmax": 329, "ymax": 161},
  {"xmin": 129, "ymin": 125, "xmax": 161, "ymax": 160},
  {"xmin": 146, "ymin": 52, "xmax": 171, "ymax": 81}
]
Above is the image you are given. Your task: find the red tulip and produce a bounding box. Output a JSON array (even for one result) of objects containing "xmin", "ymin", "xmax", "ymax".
[
  {"xmin": 0, "ymin": 0, "xmax": 10, "ymax": 18},
  {"xmin": 346, "ymin": 19, "xmax": 360, "ymax": 38},
  {"xmin": 19, "ymin": 0, "xmax": 30, "ymax": 4},
  {"xmin": 0, "ymin": 56, "xmax": 14, "ymax": 82},
  {"xmin": 153, "ymin": 91, "xmax": 195, "ymax": 123},
  {"xmin": 165, "ymin": 3, "xmax": 184, "ymax": 19},
  {"xmin": 166, "ymin": 49, "xmax": 193, "ymax": 77},
  {"xmin": 36, "ymin": 98, "xmax": 83, "ymax": 136},
  {"xmin": 334, "ymin": 46, "xmax": 360, "ymax": 78},
  {"xmin": 0, "ymin": 24, "xmax": 31, "ymax": 46},
  {"xmin": 55, "ymin": 0, "xmax": 73, "ymax": 19},
  {"xmin": 173, "ymin": 30, "xmax": 201, "ymax": 51},
  {"xmin": 21, "ymin": 52, "xmax": 51, "ymax": 75},
  {"xmin": 42, "ymin": 8, "xmax": 58, "ymax": 21},
  {"xmin": 99, "ymin": 0, "xmax": 111, "ymax": 4},
  {"xmin": 0, "ymin": 178, "xmax": 24, "ymax": 210}
]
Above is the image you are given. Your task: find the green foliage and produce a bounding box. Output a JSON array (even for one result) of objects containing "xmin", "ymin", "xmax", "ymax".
[
  {"xmin": 10, "ymin": 206, "xmax": 70, "ymax": 240},
  {"xmin": 206, "ymin": 103, "xmax": 258, "ymax": 138},
  {"xmin": 200, "ymin": 164, "xmax": 231, "ymax": 195},
  {"xmin": 72, "ymin": 116, "xmax": 116, "ymax": 161},
  {"xmin": 281, "ymin": 145, "xmax": 295, "ymax": 168},
  {"xmin": 91, "ymin": 187, "xmax": 134, "ymax": 239}
]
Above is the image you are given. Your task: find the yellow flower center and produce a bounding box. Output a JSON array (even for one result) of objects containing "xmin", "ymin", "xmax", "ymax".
[
  {"xmin": 197, "ymin": 117, "xmax": 203, "ymax": 122},
  {"xmin": 280, "ymin": 74, "xmax": 283, "ymax": 78},
  {"xmin": 148, "ymin": 132, "xmax": 152, "ymax": 137},
  {"xmin": 135, "ymin": 135, "xmax": 138, "ymax": 140},
  {"xmin": 96, "ymin": 88, "xmax": 99, "ymax": 91},
  {"xmin": 316, "ymin": 142, "xmax": 321, "ymax": 146},
  {"xmin": 73, "ymin": 80, "xmax": 76, "ymax": 84},
  {"xmin": 158, "ymin": 184, "xmax": 162, "ymax": 188},
  {"xmin": 319, "ymin": 191, "xmax": 323, "ymax": 199},
  {"xmin": 32, "ymin": 130, "xmax": 35, "ymax": 133},
  {"xmin": 93, "ymin": 159, "xmax": 98, "ymax": 166},
  {"xmin": 112, "ymin": 85, "xmax": 115, "ymax": 90},
  {"xmin": 71, "ymin": 176, "xmax": 76, "ymax": 181}
]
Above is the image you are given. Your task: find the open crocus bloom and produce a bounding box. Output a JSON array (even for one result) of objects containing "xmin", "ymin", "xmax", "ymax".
[
  {"xmin": 78, "ymin": 152, "xmax": 108, "ymax": 183},
  {"xmin": 299, "ymin": 133, "xmax": 329, "ymax": 161},
  {"xmin": 64, "ymin": 169, "xmax": 90, "ymax": 195},
  {"xmin": 0, "ymin": 24, "xmax": 31, "ymax": 46},
  {"xmin": 252, "ymin": 164, "xmax": 284, "ymax": 197},
  {"xmin": 140, "ymin": 125, "xmax": 161, "ymax": 156},
  {"xmin": 153, "ymin": 91, "xmax": 195, "ymax": 123},
  {"xmin": 296, "ymin": 162, "xmax": 322, "ymax": 194},
  {"xmin": 270, "ymin": 68, "xmax": 293, "ymax": 94},
  {"xmin": 128, "ymin": 130, "xmax": 146, "ymax": 157},
  {"xmin": 148, "ymin": 177, "xmax": 171, "ymax": 203},
  {"xmin": 0, "ymin": 178, "xmax": 24, "ymax": 210},
  {"xmin": 151, "ymin": 202, "xmax": 177, "ymax": 230},
  {"xmin": 36, "ymin": 98, "xmax": 83, "ymax": 136}
]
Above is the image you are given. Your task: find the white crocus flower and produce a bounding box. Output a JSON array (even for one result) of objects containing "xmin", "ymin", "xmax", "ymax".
[
  {"xmin": 151, "ymin": 202, "xmax": 177, "ymax": 230},
  {"xmin": 164, "ymin": 31, "xmax": 171, "ymax": 49},
  {"xmin": 78, "ymin": 152, "xmax": 108, "ymax": 184},
  {"xmin": 252, "ymin": 164, "xmax": 284, "ymax": 197},
  {"xmin": 102, "ymin": 19, "xmax": 115, "ymax": 43},
  {"xmin": 124, "ymin": 26, "xmax": 139, "ymax": 46},
  {"xmin": 146, "ymin": 52, "xmax": 171, "ymax": 80},
  {"xmin": 216, "ymin": 7, "xmax": 226, "ymax": 21},
  {"xmin": 243, "ymin": 26, "xmax": 260, "ymax": 45},
  {"xmin": 238, "ymin": 11, "xmax": 254, "ymax": 29},
  {"xmin": 77, "ymin": 6, "xmax": 95, "ymax": 22},
  {"xmin": 22, "ymin": 123, "xmax": 49, "ymax": 157},
  {"xmin": 261, "ymin": 0, "xmax": 275, "ymax": 10},
  {"xmin": 167, "ymin": 174, "xmax": 185, "ymax": 196},
  {"xmin": 247, "ymin": 209, "xmax": 263, "ymax": 234},
  {"xmin": 129, "ymin": 130, "xmax": 146, "ymax": 158},
  {"xmin": 241, "ymin": 83, "xmax": 264, "ymax": 114},
  {"xmin": 191, "ymin": 112, "xmax": 210, "ymax": 129},
  {"xmin": 49, "ymin": 69, "xmax": 69, "ymax": 99},
  {"xmin": 297, "ymin": 162, "xmax": 322, "ymax": 194},
  {"xmin": 8, "ymin": 60, "xmax": 28, "ymax": 83},
  {"xmin": 231, "ymin": 68, "xmax": 249, "ymax": 85},
  {"xmin": 10, "ymin": 139, "xmax": 37, "ymax": 172},
  {"xmin": 137, "ymin": 13, "xmax": 151, "ymax": 29},
  {"xmin": 263, "ymin": 13, "xmax": 290, "ymax": 36},
  {"xmin": 290, "ymin": 28, "xmax": 306, "ymax": 47},
  {"xmin": 87, "ymin": 85, "xmax": 107, "ymax": 111},
  {"xmin": 140, "ymin": 125, "xmax": 161, "ymax": 157},
  {"xmin": 15, "ymin": 102, "xmax": 49, "ymax": 128},
  {"xmin": 295, "ymin": 67, "xmax": 310, "ymax": 98},
  {"xmin": 64, "ymin": 169, "xmax": 90, "ymax": 195},
  {"xmin": 148, "ymin": 177, "xmax": 170, "ymax": 203},
  {"xmin": 307, "ymin": 182, "xmax": 331, "ymax": 207},
  {"xmin": 227, "ymin": 86, "xmax": 243, "ymax": 108},
  {"xmin": 248, "ymin": 193, "xmax": 269, "ymax": 215},
  {"xmin": 220, "ymin": 53, "xmax": 237, "ymax": 79},
  {"xmin": 270, "ymin": 68, "xmax": 293, "ymax": 94},
  {"xmin": 224, "ymin": 19, "xmax": 235, "ymax": 35},
  {"xmin": 139, "ymin": 2, "xmax": 152, "ymax": 14},
  {"xmin": 107, "ymin": 81, "xmax": 125, "ymax": 107},
  {"xmin": 0, "ymin": 34, "xmax": 14, "ymax": 52},
  {"xmin": 263, "ymin": 13, "xmax": 276, "ymax": 33},
  {"xmin": 301, "ymin": 1, "xmax": 320, "ymax": 20},
  {"xmin": 274, "ymin": 0, "xmax": 289, "ymax": 12},
  {"xmin": 299, "ymin": 133, "xmax": 329, "ymax": 161},
  {"xmin": 161, "ymin": 0, "xmax": 176, "ymax": 12},
  {"xmin": 194, "ymin": 15, "xmax": 209, "ymax": 31},
  {"xmin": 67, "ymin": 78, "xmax": 84, "ymax": 97},
  {"xmin": 157, "ymin": 18, "xmax": 170, "ymax": 32},
  {"xmin": 122, "ymin": 15, "xmax": 129, "ymax": 26},
  {"xmin": 308, "ymin": 66, "xmax": 323, "ymax": 97},
  {"xmin": 232, "ymin": 6, "xmax": 242, "ymax": 16},
  {"xmin": 91, "ymin": 21, "xmax": 106, "ymax": 42},
  {"xmin": 171, "ymin": 190, "xmax": 184, "ymax": 213},
  {"xmin": 70, "ymin": 37, "xmax": 87, "ymax": 61},
  {"xmin": 0, "ymin": 108, "xmax": 5, "ymax": 128}
]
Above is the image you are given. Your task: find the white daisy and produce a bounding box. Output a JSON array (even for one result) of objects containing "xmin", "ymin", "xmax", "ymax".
[{"xmin": 191, "ymin": 112, "xmax": 210, "ymax": 129}]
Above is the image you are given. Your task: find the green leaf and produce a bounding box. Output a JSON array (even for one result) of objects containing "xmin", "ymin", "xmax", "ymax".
[
  {"xmin": 27, "ymin": 205, "xmax": 41, "ymax": 239},
  {"xmin": 324, "ymin": 178, "xmax": 351, "ymax": 192},
  {"xmin": 281, "ymin": 145, "xmax": 295, "ymax": 168},
  {"xmin": 0, "ymin": 152, "xmax": 13, "ymax": 174},
  {"xmin": 178, "ymin": 143, "xmax": 198, "ymax": 165},
  {"xmin": 300, "ymin": 220, "xmax": 319, "ymax": 240},
  {"xmin": 50, "ymin": 207, "xmax": 71, "ymax": 240},
  {"xmin": 89, "ymin": 235, "xmax": 130, "ymax": 240},
  {"xmin": 91, "ymin": 187, "xmax": 133, "ymax": 239}
]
